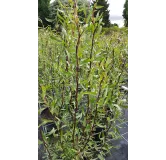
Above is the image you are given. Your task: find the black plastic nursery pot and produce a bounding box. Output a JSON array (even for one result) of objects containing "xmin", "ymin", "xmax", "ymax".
[
  {"xmin": 39, "ymin": 106, "xmax": 113, "ymax": 142},
  {"xmin": 93, "ymin": 126, "xmax": 106, "ymax": 142},
  {"xmin": 40, "ymin": 108, "xmax": 55, "ymax": 130}
]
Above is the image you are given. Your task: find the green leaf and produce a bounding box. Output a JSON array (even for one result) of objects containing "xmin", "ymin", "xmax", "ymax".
[
  {"xmin": 65, "ymin": 49, "xmax": 70, "ymax": 59},
  {"xmin": 62, "ymin": 27, "xmax": 67, "ymax": 36},
  {"xmin": 41, "ymin": 85, "xmax": 46, "ymax": 99},
  {"xmin": 83, "ymin": 92, "xmax": 96, "ymax": 96},
  {"xmin": 113, "ymin": 104, "xmax": 122, "ymax": 111},
  {"xmin": 47, "ymin": 128, "xmax": 56, "ymax": 135},
  {"xmin": 41, "ymin": 119, "xmax": 54, "ymax": 124},
  {"xmin": 107, "ymin": 117, "xmax": 111, "ymax": 122},
  {"xmin": 96, "ymin": 123, "xmax": 106, "ymax": 128},
  {"xmin": 57, "ymin": 9, "xmax": 64, "ymax": 13},
  {"xmin": 50, "ymin": 35, "xmax": 62, "ymax": 43},
  {"xmin": 57, "ymin": 12, "xmax": 65, "ymax": 22},
  {"xmin": 45, "ymin": 18, "xmax": 55, "ymax": 23},
  {"xmin": 38, "ymin": 139, "xmax": 43, "ymax": 145},
  {"xmin": 76, "ymin": 113, "xmax": 82, "ymax": 119},
  {"xmin": 96, "ymin": 5, "xmax": 104, "ymax": 9},
  {"xmin": 98, "ymin": 154, "xmax": 105, "ymax": 160}
]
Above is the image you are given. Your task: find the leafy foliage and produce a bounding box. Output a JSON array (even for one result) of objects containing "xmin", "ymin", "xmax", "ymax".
[
  {"xmin": 111, "ymin": 23, "xmax": 119, "ymax": 27},
  {"xmin": 102, "ymin": 27, "xmax": 128, "ymax": 35},
  {"xmin": 48, "ymin": 0, "xmax": 90, "ymax": 28},
  {"xmin": 38, "ymin": 1, "xmax": 128, "ymax": 159}
]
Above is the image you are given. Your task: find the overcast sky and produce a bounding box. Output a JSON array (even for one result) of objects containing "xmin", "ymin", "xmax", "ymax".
[
  {"xmin": 108, "ymin": 0, "xmax": 125, "ymax": 27},
  {"xmin": 50, "ymin": 0, "xmax": 125, "ymax": 27}
]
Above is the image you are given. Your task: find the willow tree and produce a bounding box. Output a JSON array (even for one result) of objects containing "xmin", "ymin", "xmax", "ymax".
[{"xmin": 123, "ymin": 0, "xmax": 128, "ymax": 27}]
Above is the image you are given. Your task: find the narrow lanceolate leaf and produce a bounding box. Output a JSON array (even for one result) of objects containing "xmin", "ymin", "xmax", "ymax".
[
  {"xmin": 57, "ymin": 12, "xmax": 65, "ymax": 21},
  {"xmin": 57, "ymin": 9, "xmax": 64, "ymax": 13},
  {"xmin": 95, "ymin": 5, "xmax": 104, "ymax": 9},
  {"xmin": 38, "ymin": 139, "xmax": 43, "ymax": 145},
  {"xmin": 45, "ymin": 18, "xmax": 55, "ymax": 23},
  {"xmin": 83, "ymin": 92, "xmax": 96, "ymax": 96},
  {"xmin": 62, "ymin": 27, "xmax": 67, "ymax": 36},
  {"xmin": 38, "ymin": 122, "xmax": 54, "ymax": 129},
  {"xmin": 113, "ymin": 104, "xmax": 122, "ymax": 111},
  {"xmin": 50, "ymin": 35, "xmax": 62, "ymax": 43},
  {"xmin": 96, "ymin": 123, "xmax": 106, "ymax": 128},
  {"xmin": 76, "ymin": 113, "xmax": 82, "ymax": 119},
  {"xmin": 47, "ymin": 128, "xmax": 56, "ymax": 136},
  {"xmin": 65, "ymin": 49, "xmax": 70, "ymax": 59},
  {"xmin": 98, "ymin": 154, "xmax": 105, "ymax": 160}
]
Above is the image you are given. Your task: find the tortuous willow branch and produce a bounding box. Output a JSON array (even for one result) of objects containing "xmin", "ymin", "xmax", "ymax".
[
  {"xmin": 85, "ymin": 6, "xmax": 97, "ymax": 131},
  {"xmin": 72, "ymin": 0, "xmax": 81, "ymax": 147}
]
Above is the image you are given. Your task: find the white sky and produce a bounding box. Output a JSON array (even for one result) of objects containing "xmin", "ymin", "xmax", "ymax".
[
  {"xmin": 108, "ymin": 0, "xmax": 125, "ymax": 27},
  {"xmin": 50, "ymin": 0, "xmax": 125, "ymax": 27}
]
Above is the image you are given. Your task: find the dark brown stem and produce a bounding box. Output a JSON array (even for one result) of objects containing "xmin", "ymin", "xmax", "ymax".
[
  {"xmin": 86, "ymin": 26, "xmax": 97, "ymax": 122},
  {"xmin": 92, "ymin": 77, "xmax": 104, "ymax": 131},
  {"xmin": 66, "ymin": 55, "xmax": 69, "ymax": 72},
  {"xmin": 73, "ymin": 0, "xmax": 81, "ymax": 147},
  {"xmin": 80, "ymin": 12, "xmax": 98, "ymax": 151},
  {"xmin": 69, "ymin": 87, "xmax": 74, "ymax": 120},
  {"xmin": 80, "ymin": 77, "xmax": 103, "ymax": 153},
  {"xmin": 73, "ymin": 32, "xmax": 81, "ymax": 147},
  {"xmin": 64, "ymin": 37, "xmax": 69, "ymax": 72},
  {"xmin": 75, "ymin": 33, "xmax": 80, "ymax": 111},
  {"xmin": 89, "ymin": 28, "xmax": 96, "ymax": 70},
  {"xmin": 62, "ymin": 82, "xmax": 65, "ymax": 106}
]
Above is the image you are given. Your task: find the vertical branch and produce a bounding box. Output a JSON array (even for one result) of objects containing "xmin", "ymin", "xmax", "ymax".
[
  {"xmin": 79, "ymin": 5, "xmax": 99, "ymax": 151},
  {"xmin": 61, "ymin": 82, "xmax": 65, "ymax": 108},
  {"xmin": 73, "ymin": 0, "xmax": 80, "ymax": 111},
  {"xmin": 80, "ymin": 77, "xmax": 104, "ymax": 153},
  {"xmin": 72, "ymin": 0, "xmax": 81, "ymax": 147},
  {"xmin": 64, "ymin": 37, "xmax": 69, "ymax": 72},
  {"xmin": 85, "ymin": 6, "xmax": 97, "ymax": 132},
  {"xmin": 86, "ymin": 28, "xmax": 96, "ymax": 115},
  {"xmin": 69, "ymin": 87, "xmax": 74, "ymax": 120},
  {"xmin": 93, "ymin": 77, "xmax": 104, "ymax": 128},
  {"xmin": 75, "ymin": 33, "xmax": 80, "ymax": 111}
]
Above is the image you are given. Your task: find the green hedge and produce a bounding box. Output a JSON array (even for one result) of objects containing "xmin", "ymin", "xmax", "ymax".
[{"xmin": 102, "ymin": 27, "xmax": 128, "ymax": 35}]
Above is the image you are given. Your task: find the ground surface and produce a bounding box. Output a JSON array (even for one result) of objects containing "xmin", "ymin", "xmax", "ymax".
[{"xmin": 106, "ymin": 109, "xmax": 128, "ymax": 160}]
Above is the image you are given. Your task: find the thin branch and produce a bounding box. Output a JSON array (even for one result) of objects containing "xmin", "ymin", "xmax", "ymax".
[
  {"xmin": 72, "ymin": 0, "xmax": 81, "ymax": 147},
  {"xmin": 80, "ymin": 77, "xmax": 104, "ymax": 153}
]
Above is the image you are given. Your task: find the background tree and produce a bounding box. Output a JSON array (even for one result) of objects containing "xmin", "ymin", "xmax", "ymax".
[
  {"xmin": 38, "ymin": 0, "xmax": 51, "ymax": 27},
  {"xmin": 91, "ymin": 0, "xmax": 111, "ymax": 27},
  {"xmin": 122, "ymin": 0, "xmax": 128, "ymax": 27},
  {"xmin": 111, "ymin": 23, "xmax": 119, "ymax": 27},
  {"xmin": 48, "ymin": 0, "xmax": 64, "ymax": 28}
]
